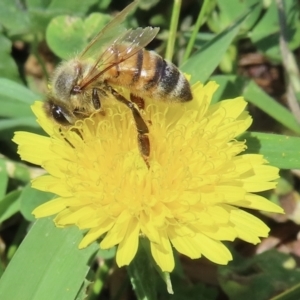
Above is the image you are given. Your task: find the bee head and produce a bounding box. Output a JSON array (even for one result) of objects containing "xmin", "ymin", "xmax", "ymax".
[
  {"xmin": 43, "ymin": 99, "xmax": 75, "ymax": 126},
  {"xmin": 50, "ymin": 59, "xmax": 82, "ymax": 102},
  {"xmin": 45, "ymin": 59, "xmax": 88, "ymax": 126}
]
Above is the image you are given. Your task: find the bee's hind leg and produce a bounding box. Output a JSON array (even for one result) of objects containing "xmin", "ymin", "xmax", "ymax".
[
  {"xmin": 130, "ymin": 94, "xmax": 145, "ymax": 110},
  {"xmin": 109, "ymin": 87, "xmax": 150, "ymax": 168}
]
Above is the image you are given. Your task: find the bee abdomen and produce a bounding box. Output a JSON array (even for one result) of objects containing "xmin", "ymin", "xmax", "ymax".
[
  {"xmin": 145, "ymin": 53, "xmax": 192, "ymax": 102},
  {"xmin": 160, "ymin": 62, "xmax": 192, "ymax": 101}
]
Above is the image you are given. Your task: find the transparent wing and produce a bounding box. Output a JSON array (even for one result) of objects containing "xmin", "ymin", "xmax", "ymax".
[
  {"xmin": 80, "ymin": 1, "xmax": 137, "ymax": 60},
  {"xmin": 111, "ymin": 27, "xmax": 159, "ymax": 55},
  {"xmin": 79, "ymin": 26, "xmax": 160, "ymax": 89}
]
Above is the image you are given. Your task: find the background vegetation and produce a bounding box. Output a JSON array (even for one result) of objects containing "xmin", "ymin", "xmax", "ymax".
[{"xmin": 1, "ymin": 0, "xmax": 300, "ymax": 299}]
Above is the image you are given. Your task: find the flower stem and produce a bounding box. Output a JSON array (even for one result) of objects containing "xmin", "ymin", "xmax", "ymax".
[
  {"xmin": 182, "ymin": 0, "xmax": 211, "ymax": 63},
  {"xmin": 165, "ymin": 0, "xmax": 182, "ymax": 61},
  {"xmin": 275, "ymin": 0, "xmax": 300, "ymax": 123},
  {"xmin": 127, "ymin": 239, "xmax": 157, "ymax": 300}
]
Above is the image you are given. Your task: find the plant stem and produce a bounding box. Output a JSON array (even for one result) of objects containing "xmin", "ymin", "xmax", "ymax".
[
  {"xmin": 182, "ymin": 0, "xmax": 210, "ymax": 63},
  {"xmin": 275, "ymin": 0, "xmax": 300, "ymax": 123},
  {"xmin": 165, "ymin": 0, "xmax": 182, "ymax": 61}
]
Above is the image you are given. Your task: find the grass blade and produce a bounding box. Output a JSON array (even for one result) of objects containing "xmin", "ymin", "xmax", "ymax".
[{"xmin": 0, "ymin": 218, "xmax": 98, "ymax": 300}]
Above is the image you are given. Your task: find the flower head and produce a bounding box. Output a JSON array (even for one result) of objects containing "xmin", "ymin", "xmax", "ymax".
[{"xmin": 13, "ymin": 80, "xmax": 283, "ymax": 272}]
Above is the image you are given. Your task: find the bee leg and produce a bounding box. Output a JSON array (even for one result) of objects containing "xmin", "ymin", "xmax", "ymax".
[
  {"xmin": 59, "ymin": 128, "xmax": 75, "ymax": 148},
  {"xmin": 130, "ymin": 94, "xmax": 153, "ymax": 125},
  {"xmin": 130, "ymin": 94, "xmax": 145, "ymax": 110},
  {"xmin": 92, "ymin": 88, "xmax": 101, "ymax": 109},
  {"xmin": 92, "ymin": 88, "xmax": 107, "ymax": 116},
  {"xmin": 109, "ymin": 88, "xmax": 150, "ymax": 168}
]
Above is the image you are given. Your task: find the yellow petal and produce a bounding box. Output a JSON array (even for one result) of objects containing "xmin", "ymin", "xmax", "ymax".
[
  {"xmin": 195, "ymin": 233, "xmax": 232, "ymax": 264},
  {"xmin": 32, "ymin": 197, "xmax": 71, "ymax": 217},
  {"xmin": 243, "ymin": 193, "xmax": 284, "ymax": 213},
  {"xmin": 79, "ymin": 219, "xmax": 114, "ymax": 249},
  {"xmin": 13, "ymin": 132, "xmax": 53, "ymax": 165},
  {"xmin": 170, "ymin": 228, "xmax": 202, "ymax": 259},
  {"xmin": 116, "ymin": 219, "xmax": 140, "ymax": 267},
  {"xmin": 31, "ymin": 101, "xmax": 57, "ymax": 136},
  {"xmin": 100, "ymin": 211, "xmax": 132, "ymax": 248},
  {"xmin": 150, "ymin": 232, "xmax": 174, "ymax": 272},
  {"xmin": 229, "ymin": 207, "xmax": 270, "ymax": 243},
  {"xmin": 32, "ymin": 175, "xmax": 72, "ymax": 197}
]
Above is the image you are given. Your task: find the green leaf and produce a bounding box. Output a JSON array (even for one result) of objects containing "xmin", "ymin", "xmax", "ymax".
[
  {"xmin": 0, "ymin": 157, "xmax": 38, "ymax": 183},
  {"xmin": 76, "ymin": 278, "xmax": 92, "ymax": 300},
  {"xmin": 241, "ymin": 132, "xmax": 300, "ymax": 169},
  {"xmin": 0, "ymin": 159, "xmax": 8, "ymax": 199},
  {"xmin": 84, "ymin": 13, "xmax": 112, "ymax": 42},
  {"xmin": 272, "ymin": 282, "xmax": 300, "ymax": 300},
  {"xmin": 159, "ymin": 283, "xmax": 218, "ymax": 300},
  {"xmin": 0, "ymin": 78, "xmax": 39, "ymax": 118},
  {"xmin": 215, "ymin": 0, "xmax": 262, "ymax": 33},
  {"xmin": 97, "ymin": 0, "xmax": 112, "ymax": 10},
  {"xmin": 27, "ymin": 0, "xmax": 95, "ymax": 12},
  {"xmin": 19, "ymin": 184, "xmax": 55, "ymax": 221},
  {"xmin": 139, "ymin": 0, "xmax": 160, "ymax": 10},
  {"xmin": 0, "ymin": 218, "xmax": 98, "ymax": 300},
  {"xmin": 26, "ymin": 0, "xmax": 100, "ymax": 35},
  {"xmin": 218, "ymin": 250, "xmax": 300, "ymax": 300},
  {"xmin": 250, "ymin": 0, "xmax": 300, "ymax": 61},
  {"xmin": 46, "ymin": 13, "xmax": 111, "ymax": 60},
  {"xmin": 98, "ymin": 247, "xmax": 116, "ymax": 260},
  {"xmin": 0, "ymin": 118, "xmax": 38, "ymax": 131},
  {"xmin": 210, "ymin": 75, "xmax": 245, "ymax": 104},
  {"xmin": 0, "ymin": 190, "xmax": 21, "ymax": 223},
  {"xmin": 0, "ymin": 0, "xmax": 30, "ymax": 36},
  {"xmin": 46, "ymin": 16, "xmax": 85, "ymax": 59},
  {"xmin": 243, "ymin": 80, "xmax": 300, "ymax": 134},
  {"xmin": 88, "ymin": 259, "xmax": 113, "ymax": 299},
  {"xmin": 47, "ymin": 0, "xmax": 99, "ymax": 14},
  {"xmin": 218, "ymin": 44, "xmax": 237, "ymax": 73},
  {"xmin": 0, "ymin": 34, "xmax": 21, "ymax": 82},
  {"xmin": 25, "ymin": 0, "xmax": 52, "ymax": 7},
  {"xmin": 181, "ymin": 7, "xmax": 250, "ymax": 83}
]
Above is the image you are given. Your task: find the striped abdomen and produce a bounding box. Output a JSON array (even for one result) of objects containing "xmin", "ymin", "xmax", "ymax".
[{"xmin": 105, "ymin": 47, "xmax": 193, "ymax": 102}]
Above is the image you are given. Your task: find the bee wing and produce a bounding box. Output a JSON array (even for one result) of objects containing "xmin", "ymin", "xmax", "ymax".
[
  {"xmin": 79, "ymin": 26, "xmax": 160, "ymax": 89},
  {"xmin": 91, "ymin": 27, "xmax": 159, "ymax": 70},
  {"xmin": 80, "ymin": 1, "xmax": 138, "ymax": 60}
]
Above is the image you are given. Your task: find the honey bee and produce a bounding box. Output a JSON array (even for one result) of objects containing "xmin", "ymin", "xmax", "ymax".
[{"xmin": 44, "ymin": 1, "xmax": 192, "ymax": 167}]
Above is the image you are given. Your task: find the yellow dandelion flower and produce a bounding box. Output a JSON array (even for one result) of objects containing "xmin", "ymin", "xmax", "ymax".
[{"xmin": 13, "ymin": 80, "xmax": 283, "ymax": 272}]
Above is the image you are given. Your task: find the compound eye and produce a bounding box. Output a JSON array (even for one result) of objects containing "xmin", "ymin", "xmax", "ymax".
[{"xmin": 51, "ymin": 104, "xmax": 70, "ymax": 126}]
